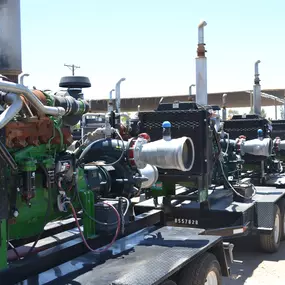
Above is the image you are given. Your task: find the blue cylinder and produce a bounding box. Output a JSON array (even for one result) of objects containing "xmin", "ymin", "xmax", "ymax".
[
  {"xmin": 162, "ymin": 121, "xmax": 171, "ymax": 141},
  {"xmin": 257, "ymin": 129, "xmax": 263, "ymax": 139}
]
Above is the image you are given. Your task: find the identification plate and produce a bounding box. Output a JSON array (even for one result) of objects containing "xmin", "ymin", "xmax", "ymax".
[{"xmin": 174, "ymin": 218, "xmax": 199, "ymax": 225}]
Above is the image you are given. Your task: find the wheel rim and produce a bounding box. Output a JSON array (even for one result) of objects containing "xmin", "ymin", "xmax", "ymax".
[
  {"xmin": 274, "ymin": 212, "xmax": 280, "ymax": 244},
  {"xmin": 205, "ymin": 270, "xmax": 218, "ymax": 285}
]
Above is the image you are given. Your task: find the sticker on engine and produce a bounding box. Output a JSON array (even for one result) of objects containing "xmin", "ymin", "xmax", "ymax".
[{"xmin": 151, "ymin": 181, "xmax": 163, "ymax": 190}]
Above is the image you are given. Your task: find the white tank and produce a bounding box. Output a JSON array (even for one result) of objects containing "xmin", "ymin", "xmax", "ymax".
[{"xmin": 0, "ymin": 0, "xmax": 22, "ymax": 82}]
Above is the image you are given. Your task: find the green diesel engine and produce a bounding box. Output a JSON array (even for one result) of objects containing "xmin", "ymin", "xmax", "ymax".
[{"xmin": 0, "ymin": 80, "xmax": 90, "ymax": 245}]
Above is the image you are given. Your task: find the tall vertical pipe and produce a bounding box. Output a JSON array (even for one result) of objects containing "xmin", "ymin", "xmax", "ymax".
[
  {"xmin": 107, "ymin": 89, "xmax": 115, "ymax": 112},
  {"xmin": 189, "ymin": 84, "xmax": 195, "ymax": 101},
  {"xmin": 253, "ymin": 60, "xmax": 261, "ymax": 115},
  {"xmin": 195, "ymin": 21, "xmax": 208, "ymax": 106},
  {"xmin": 222, "ymin": 94, "xmax": 227, "ymax": 121},
  {"xmin": 0, "ymin": 0, "xmax": 22, "ymax": 83},
  {"xmin": 115, "ymin": 78, "xmax": 126, "ymax": 113},
  {"xmin": 109, "ymin": 88, "xmax": 115, "ymax": 100}
]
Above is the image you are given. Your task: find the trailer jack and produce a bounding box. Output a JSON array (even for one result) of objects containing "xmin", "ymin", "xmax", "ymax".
[{"xmin": 223, "ymin": 242, "xmax": 235, "ymax": 263}]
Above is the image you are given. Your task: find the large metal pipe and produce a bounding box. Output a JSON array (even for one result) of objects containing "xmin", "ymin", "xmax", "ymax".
[
  {"xmin": 196, "ymin": 21, "xmax": 208, "ymax": 106},
  {"xmin": 253, "ymin": 60, "xmax": 261, "ymax": 115},
  {"xmin": 0, "ymin": 0, "xmax": 22, "ymax": 83},
  {"xmin": 240, "ymin": 137, "xmax": 272, "ymax": 157},
  {"xmin": 115, "ymin": 78, "xmax": 126, "ymax": 113},
  {"xmin": 0, "ymin": 92, "xmax": 23, "ymax": 129},
  {"xmin": 133, "ymin": 136, "xmax": 195, "ymax": 172},
  {"xmin": 0, "ymin": 81, "xmax": 65, "ymax": 116}
]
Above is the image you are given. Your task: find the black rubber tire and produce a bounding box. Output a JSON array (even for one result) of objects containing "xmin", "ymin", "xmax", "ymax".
[
  {"xmin": 160, "ymin": 281, "xmax": 177, "ymax": 285},
  {"xmin": 177, "ymin": 252, "xmax": 222, "ymax": 285},
  {"xmin": 278, "ymin": 199, "xmax": 285, "ymax": 241},
  {"xmin": 259, "ymin": 204, "xmax": 281, "ymax": 253}
]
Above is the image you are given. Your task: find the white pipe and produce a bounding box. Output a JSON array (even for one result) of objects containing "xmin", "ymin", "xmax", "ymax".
[
  {"xmin": 196, "ymin": 57, "xmax": 208, "ymax": 106},
  {"xmin": 196, "ymin": 21, "xmax": 208, "ymax": 106},
  {"xmin": 109, "ymin": 88, "xmax": 115, "ymax": 100},
  {"xmin": 19, "ymin": 73, "xmax": 30, "ymax": 86},
  {"xmin": 222, "ymin": 94, "xmax": 227, "ymax": 121},
  {"xmin": 139, "ymin": 164, "xmax": 159, "ymax": 189},
  {"xmin": 255, "ymin": 60, "xmax": 261, "ymax": 76},
  {"xmin": 108, "ymin": 89, "xmax": 115, "ymax": 112},
  {"xmin": 115, "ymin": 78, "xmax": 126, "ymax": 113},
  {"xmin": 134, "ymin": 136, "xmax": 195, "ymax": 172},
  {"xmin": 0, "ymin": 81, "xmax": 65, "ymax": 116},
  {"xmin": 0, "ymin": 93, "xmax": 23, "ymax": 129},
  {"xmin": 198, "ymin": 21, "xmax": 207, "ymax": 44},
  {"xmin": 253, "ymin": 60, "xmax": 261, "ymax": 115},
  {"xmin": 189, "ymin": 84, "xmax": 195, "ymax": 96}
]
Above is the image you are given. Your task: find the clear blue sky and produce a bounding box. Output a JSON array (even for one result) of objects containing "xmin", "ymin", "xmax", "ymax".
[{"xmin": 20, "ymin": 0, "xmax": 285, "ymax": 119}]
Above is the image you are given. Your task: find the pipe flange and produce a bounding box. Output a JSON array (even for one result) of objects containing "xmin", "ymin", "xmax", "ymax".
[{"xmin": 133, "ymin": 137, "xmax": 148, "ymax": 169}]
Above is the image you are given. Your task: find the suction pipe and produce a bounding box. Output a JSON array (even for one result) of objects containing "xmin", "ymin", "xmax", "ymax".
[
  {"xmin": 253, "ymin": 60, "xmax": 261, "ymax": 115},
  {"xmin": 195, "ymin": 21, "xmax": 208, "ymax": 106}
]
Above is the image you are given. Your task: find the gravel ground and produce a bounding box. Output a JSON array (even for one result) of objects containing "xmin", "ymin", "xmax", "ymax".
[{"xmin": 222, "ymin": 237, "xmax": 285, "ymax": 285}]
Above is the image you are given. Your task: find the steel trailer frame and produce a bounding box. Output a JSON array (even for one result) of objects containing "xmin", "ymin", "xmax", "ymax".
[
  {"xmin": 0, "ymin": 209, "xmax": 231, "ymax": 285},
  {"xmin": 135, "ymin": 185, "xmax": 285, "ymax": 241}
]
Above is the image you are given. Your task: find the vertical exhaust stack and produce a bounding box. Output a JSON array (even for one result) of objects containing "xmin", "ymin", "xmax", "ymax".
[
  {"xmin": 222, "ymin": 93, "xmax": 227, "ymax": 121},
  {"xmin": 195, "ymin": 21, "xmax": 208, "ymax": 106},
  {"xmin": 115, "ymin": 78, "xmax": 126, "ymax": 113},
  {"xmin": 0, "ymin": 0, "xmax": 22, "ymax": 83},
  {"xmin": 107, "ymin": 88, "xmax": 115, "ymax": 112},
  {"xmin": 188, "ymin": 84, "xmax": 195, "ymax": 101},
  {"xmin": 253, "ymin": 60, "xmax": 261, "ymax": 115}
]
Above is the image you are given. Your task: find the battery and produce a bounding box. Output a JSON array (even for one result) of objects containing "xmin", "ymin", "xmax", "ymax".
[{"xmin": 232, "ymin": 180, "xmax": 254, "ymax": 203}]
